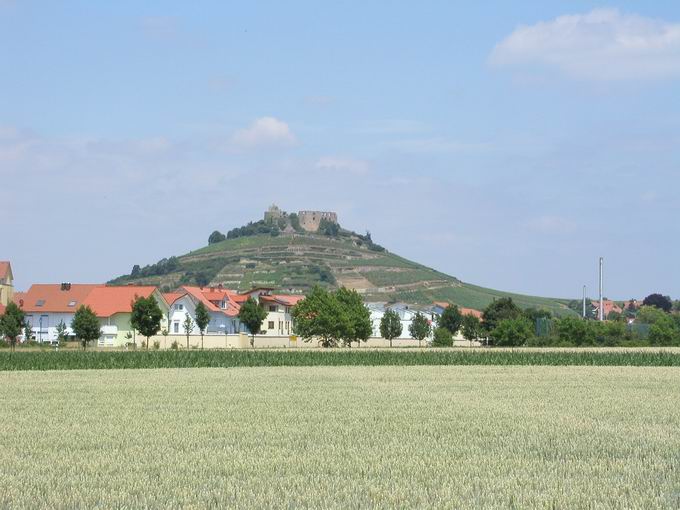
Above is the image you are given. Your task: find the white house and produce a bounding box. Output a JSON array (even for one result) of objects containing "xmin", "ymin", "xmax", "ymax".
[
  {"xmin": 258, "ymin": 294, "xmax": 305, "ymax": 336},
  {"xmin": 165, "ymin": 286, "xmax": 242, "ymax": 336},
  {"xmin": 16, "ymin": 283, "xmax": 102, "ymax": 342},
  {"xmin": 367, "ymin": 303, "xmax": 437, "ymax": 341}
]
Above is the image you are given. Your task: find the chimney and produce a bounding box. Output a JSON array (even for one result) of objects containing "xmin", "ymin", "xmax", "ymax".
[{"xmin": 60, "ymin": 282, "xmax": 71, "ymax": 291}]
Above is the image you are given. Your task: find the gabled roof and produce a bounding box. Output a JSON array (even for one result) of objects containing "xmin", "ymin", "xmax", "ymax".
[
  {"xmin": 83, "ymin": 286, "xmax": 164, "ymax": 318},
  {"xmin": 591, "ymin": 300, "xmax": 623, "ymax": 317},
  {"xmin": 15, "ymin": 284, "xmax": 103, "ymax": 313},
  {"xmin": 163, "ymin": 292, "xmax": 186, "ymax": 305},
  {"xmin": 260, "ymin": 294, "xmax": 305, "ymax": 307},
  {"xmin": 180, "ymin": 286, "xmax": 240, "ymax": 317},
  {"xmin": 0, "ymin": 261, "xmax": 13, "ymax": 281}
]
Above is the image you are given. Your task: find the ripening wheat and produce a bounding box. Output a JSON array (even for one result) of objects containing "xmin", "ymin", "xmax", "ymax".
[{"xmin": 0, "ymin": 366, "xmax": 679, "ymax": 508}]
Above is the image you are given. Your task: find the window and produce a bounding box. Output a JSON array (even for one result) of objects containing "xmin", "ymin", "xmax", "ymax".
[
  {"xmin": 175, "ymin": 304, "xmax": 184, "ymax": 311},
  {"xmin": 35, "ymin": 299, "xmax": 45, "ymax": 307},
  {"xmin": 269, "ymin": 305, "xmax": 277, "ymax": 312},
  {"xmin": 68, "ymin": 300, "xmax": 77, "ymax": 307},
  {"xmin": 268, "ymin": 321, "xmax": 275, "ymax": 330},
  {"xmin": 173, "ymin": 322, "xmax": 179, "ymax": 333}
]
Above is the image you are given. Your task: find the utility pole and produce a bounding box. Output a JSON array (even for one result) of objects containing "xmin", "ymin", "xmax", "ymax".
[
  {"xmin": 599, "ymin": 257, "xmax": 604, "ymax": 321},
  {"xmin": 582, "ymin": 285, "xmax": 587, "ymax": 319}
]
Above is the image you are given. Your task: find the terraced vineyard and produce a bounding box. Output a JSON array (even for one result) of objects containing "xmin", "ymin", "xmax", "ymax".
[{"xmin": 110, "ymin": 230, "xmax": 575, "ymax": 316}]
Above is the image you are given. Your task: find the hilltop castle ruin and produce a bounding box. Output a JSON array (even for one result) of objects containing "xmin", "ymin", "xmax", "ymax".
[{"xmin": 264, "ymin": 205, "xmax": 338, "ymax": 233}]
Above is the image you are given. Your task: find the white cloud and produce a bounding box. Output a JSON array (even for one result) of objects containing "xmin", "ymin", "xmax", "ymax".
[
  {"xmin": 230, "ymin": 117, "xmax": 296, "ymax": 149},
  {"xmin": 490, "ymin": 9, "xmax": 680, "ymax": 81},
  {"xmin": 315, "ymin": 156, "xmax": 369, "ymax": 175}
]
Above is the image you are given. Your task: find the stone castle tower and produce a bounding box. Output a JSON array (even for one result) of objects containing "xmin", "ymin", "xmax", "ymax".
[
  {"xmin": 298, "ymin": 210, "xmax": 338, "ymax": 232},
  {"xmin": 263, "ymin": 205, "xmax": 338, "ymax": 233}
]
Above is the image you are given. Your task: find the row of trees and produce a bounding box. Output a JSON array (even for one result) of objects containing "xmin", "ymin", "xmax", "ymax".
[{"xmin": 478, "ymin": 296, "xmax": 680, "ymax": 347}]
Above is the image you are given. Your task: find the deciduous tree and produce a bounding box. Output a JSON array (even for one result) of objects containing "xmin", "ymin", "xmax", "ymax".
[
  {"xmin": 409, "ymin": 312, "xmax": 431, "ymax": 347},
  {"xmin": 182, "ymin": 315, "xmax": 194, "ymax": 349},
  {"xmin": 379, "ymin": 309, "xmax": 402, "ymax": 347},
  {"xmin": 461, "ymin": 314, "xmax": 482, "ymax": 343},
  {"xmin": 208, "ymin": 230, "xmax": 227, "ymax": 245},
  {"xmin": 438, "ymin": 305, "xmax": 463, "ymax": 336},
  {"xmin": 292, "ymin": 286, "xmax": 349, "ymax": 348},
  {"xmin": 55, "ymin": 320, "xmax": 68, "ymax": 344},
  {"xmin": 194, "ymin": 301, "xmax": 210, "ymax": 350},
  {"xmin": 130, "ymin": 296, "xmax": 163, "ymax": 350},
  {"xmin": 642, "ymin": 293, "xmax": 673, "ymax": 313},
  {"xmin": 482, "ymin": 298, "xmax": 523, "ymax": 333},
  {"xmin": 432, "ymin": 327, "xmax": 453, "ymax": 347},
  {"xmin": 491, "ymin": 317, "xmax": 534, "ymax": 347},
  {"xmin": 335, "ymin": 287, "xmax": 372, "ymax": 347},
  {"xmin": 71, "ymin": 305, "xmax": 100, "ymax": 350},
  {"xmin": 0, "ymin": 302, "xmax": 25, "ymax": 351},
  {"xmin": 238, "ymin": 297, "xmax": 267, "ymax": 348}
]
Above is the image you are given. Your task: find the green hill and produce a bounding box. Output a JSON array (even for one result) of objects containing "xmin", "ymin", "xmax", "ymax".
[{"xmin": 109, "ymin": 222, "xmax": 576, "ymax": 317}]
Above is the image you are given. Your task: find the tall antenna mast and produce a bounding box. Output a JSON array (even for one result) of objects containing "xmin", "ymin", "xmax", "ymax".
[
  {"xmin": 599, "ymin": 257, "xmax": 604, "ymax": 321},
  {"xmin": 582, "ymin": 285, "xmax": 587, "ymax": 319}
]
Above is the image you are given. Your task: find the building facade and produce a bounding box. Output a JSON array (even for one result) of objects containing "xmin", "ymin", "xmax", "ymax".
[
  {"xmin": 0, "ymin": 261, "xmax": 14, "ymax": 311},
  {"xmin": 298, "ymin": 210, "xmax": 338, "ymax": 232},
  {"xmin": 259, "ymin": 294, "xmax": 304, "ymax": 336}
]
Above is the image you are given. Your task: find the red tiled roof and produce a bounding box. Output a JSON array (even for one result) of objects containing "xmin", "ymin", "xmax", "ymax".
[
  {"xmin": 181, "ymin": 286, "xmax": 240, "ymax": 317},
  {"xmin": 15, "ymin": 284, "xmax": 102, "ymax": 313},
  {"xmin": 592, "ymin": 300, "xmax": 623, "ymax": 316},
  {"xmin": 261, "ymin": 294, "xmax": 305, "ymax": 306},
  {"xmin": 459, "ymin": 307, "xmax": 483, "ymax": 319},
  {"xmin": 0, "ymin": 261, "xmax": 11, "ymax": 280},
  {"xmin": 163, "ymin": 292, "xmax": 185, "ymax": 305},
  {"xmin": 83, "ymin": 286, "xmax": 160, "ymax": 317},
  {"xmin": 434, "ymin": 302, "xmax": 482, "ymax": 319}
]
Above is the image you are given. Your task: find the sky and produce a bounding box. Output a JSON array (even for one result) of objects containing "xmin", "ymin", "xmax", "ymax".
[{"xmin": 1, "ymin": 1, "xmax": 679, "ymax": 300}]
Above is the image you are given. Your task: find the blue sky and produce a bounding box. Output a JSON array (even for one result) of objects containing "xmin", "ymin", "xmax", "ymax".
[{"xmin": 1, "ymin": 1, "xmax": 679, "ymax": 300}]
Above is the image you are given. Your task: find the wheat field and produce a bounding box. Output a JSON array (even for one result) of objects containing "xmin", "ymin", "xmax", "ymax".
[{"xmin": 1, "ymin": 366, "xmax": 679, "ymax": 508}]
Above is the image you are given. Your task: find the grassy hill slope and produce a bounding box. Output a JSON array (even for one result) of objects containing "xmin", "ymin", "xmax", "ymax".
[{"xmin": 109, "ymin": 230, "xmax": 575, "ymax": 316}]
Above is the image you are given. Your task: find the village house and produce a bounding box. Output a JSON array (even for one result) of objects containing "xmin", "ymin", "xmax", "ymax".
[
  {"xmin": 0, "ymin": 261, "xmax": 14, "ymax": 314},
  {"xmin": 367, "ymin": 303, "xmax": 438, "ymax": 341},
  {"xmin": 15, "ymin": 283, "xmax": 169, "ymax": 346},
  {"xmin": 165, "ymin": 286, "xmax": 242, "ymax": 336},
  {"xmin": 84, "ymin": 286, "xmax": 169, "ymax": 347},
  {"xmin": 591, "ymin": 299, "xmax": 623, "ymax": 320},
  {"xmin": 15, "ymin": 283, "xmax": 100, "ymax": 343},
  {"xmin": 259, "ymin": 293, "xmax": 305, "ymax": 336}
]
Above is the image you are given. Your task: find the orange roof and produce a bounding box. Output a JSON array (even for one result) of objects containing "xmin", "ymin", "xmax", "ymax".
[
  {"xmin": 83, "ymin": 286, "xmax": 161, "ymax": 318},
  {"xmin": 261, "ymin": 294, "xmax": 305, "ymax": 306},
  {"xmin": 0, "ymin": 304, "xmax": 5, "ymax": 314},
  {"xmin": 592, "ymin": 300, "xmax": 623, "ymax": 317},
  {"xmin": 434, "ymin": 302, "xmax": 482, "ymax": 319},
  {"xmin": 181, "ymin": 286, "xmax": 240, "ymax": 317},
  {"xmin": 15, "ymin": 284, "xmax": 103, "ymax": 313},
  {"xmin": 0, "ymin": 261, "xmax": 12, "ymax": 280},
  {"xmin": 459, "ymin": 307, "xmax": 483, "ymax": 319},
  {"xmin": 163, "ymin": 292, "xmax": 185, "ymax": 305}
]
